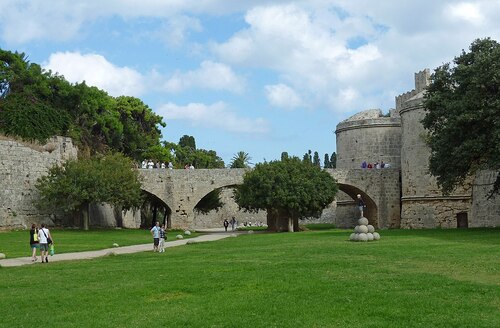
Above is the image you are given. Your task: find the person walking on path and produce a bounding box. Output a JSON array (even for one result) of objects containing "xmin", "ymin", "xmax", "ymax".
[
  {"xmin": 223, "ymin": 219, "xmax": 229, "ymax": 232},
  {"xmin": 150, "ymin": 222, "xmax": 161, "ymax": 252},
  {"xmin": 29, "ymin": 224, "xmax": 39, "ymax": 262},
  {"xmin": 230, "ymin": 217, "xmax": 236, "ymax": 231},
  {"xmin": 159, "ymin": 225, "xmax": 166, "ymax": 253},
  {"xmin": 38, "ymin": 224, "xmax": 53, "ymax": 263},
  {"xmin": 357, "ymin": 194, "xmax": 366, "ymax": 218}
]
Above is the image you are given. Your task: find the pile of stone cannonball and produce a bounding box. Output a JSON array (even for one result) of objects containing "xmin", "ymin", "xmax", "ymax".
[{"xmin": 349, "ymin": 217, "xmax": 380, "ymax": 242}]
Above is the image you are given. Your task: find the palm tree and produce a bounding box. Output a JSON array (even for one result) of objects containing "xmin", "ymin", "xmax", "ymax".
[{"xmin": 230, "ymin": 151, "xmax": 252, "ymax": 168}]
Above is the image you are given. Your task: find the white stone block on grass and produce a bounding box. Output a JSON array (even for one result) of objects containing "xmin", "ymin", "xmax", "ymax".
[
  {"xmin": 0, "ymin": 253, "xmax": 5, "ymax": 259},
  {"xmin": 112, "ymin": 243, "xmax": 119, "ymax": 247},
  {"xmin": 184, "ymin": 230, "xmax": 191, "ymax": 235},
  {"xmin": 176, "ymin": 234, "xmax": 184, "ymax": 239}
]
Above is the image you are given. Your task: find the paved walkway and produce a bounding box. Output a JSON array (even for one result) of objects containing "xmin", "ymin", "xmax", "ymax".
[{"xmin": 0, "ymin": 233, "xmax": 234, "ymax": 268}]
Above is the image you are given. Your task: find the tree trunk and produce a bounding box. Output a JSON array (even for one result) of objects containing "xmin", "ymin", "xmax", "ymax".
[
  {"xmin": 287, "ymin": 217, "xmax": 294, "ymax": 232},
  {"xmin": 82, "ymin": 203, "xmax": 90, "ymax": 231},
  {"xmin": 152, "ymin": 204, "xmax": 158, "ymax": 227},
  {"xmin": 266, "ymin": 210, "xmax": 278, "ymax": 232}
]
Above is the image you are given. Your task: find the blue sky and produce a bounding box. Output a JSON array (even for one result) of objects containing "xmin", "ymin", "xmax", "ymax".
[{"xmin": 1, "ymin": 0, "xmax": 499, "ymax": 165}]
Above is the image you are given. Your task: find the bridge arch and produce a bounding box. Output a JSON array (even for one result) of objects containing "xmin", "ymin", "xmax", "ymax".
[
  {"xmin": 141, "ymin": 190, "xmax": 172, "ymax": 228},
  {"xmin": 337, "ymin": 183, "xmax": 378, "ymax": 227}
]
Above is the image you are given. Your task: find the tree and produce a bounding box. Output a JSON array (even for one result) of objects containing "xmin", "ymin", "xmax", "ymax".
[
  {"xmin": 0, "ymin": 49, "xmax": 72, "ymax": 142},
  {"xmin": 330, "ymin": 152, "xmax": 337, "ymax": 168},
  {"xmin": 35, "ymin": 153, "xmax": 143, "ymax": 230},
  {"xmin": 313, "ymin": 151, "xmax": 321, "ymax": 167},
  {"xmin": 302, "ymin": 149, "xmax": 312, "ymax": 163},
  {"xmin": 115, "ymin": 96, "xmax": 165, "ymax": 161},
  {"xmin": 230, "ymin": 151, "xmax": 252, "ymax": 168},
  {"xmin": 324, "ymin": 153, "xmax": 330, "ymax": 168},
  {"xmin": 234, "ymin": 157, "xmax": 338, "ymax": 232},
  {"xmin": 178, "ymin": 135, "xmax": 196, "ymax": 150},
  {"xmin": 423, "ymin": 38, "xmax": 500, "ymax": 195}
]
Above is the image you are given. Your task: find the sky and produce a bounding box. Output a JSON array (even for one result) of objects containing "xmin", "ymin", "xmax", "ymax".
[{"xmin": 1, "ymin": 0, "xmax": 499, "ymax": 166}]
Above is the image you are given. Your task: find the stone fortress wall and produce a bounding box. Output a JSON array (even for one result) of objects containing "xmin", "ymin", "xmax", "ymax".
[
  {"xmin": 0, "ymin": 69, "xmax": 498, "ymax": 230},
  {"xmin": 337, "ymin": 69, "xmax": 499, "ymax": 228},
  {"xmin": 0, "ymin": 136, "xmax": 77, "ymax": 229}
]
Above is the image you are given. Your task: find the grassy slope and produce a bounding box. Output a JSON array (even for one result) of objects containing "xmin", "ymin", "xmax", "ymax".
[{"xmin": 0, "ymin": 229, "xmax": 498, "ymax": 328}]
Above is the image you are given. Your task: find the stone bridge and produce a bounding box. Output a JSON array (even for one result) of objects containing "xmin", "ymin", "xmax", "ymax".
[{"xmin": 139, "ymin": 168, "xmax": 401, "ymax": 229}]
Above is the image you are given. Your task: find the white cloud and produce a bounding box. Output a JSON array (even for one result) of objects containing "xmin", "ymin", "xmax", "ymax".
[
  {"xmin": 447, "ymin": 2, "xmax": 484, "ymax": 25},
  {"xmin": 0, "ymin": 0, "xmax": 283, "ymax": 44},
  {"xmin": 0, "ymin": 0, "xmax": 86, "ymax": 43},
  {"xmin": 157, "ymin": 102, "xmax": 269, "ymax": 134},
  {"xmin": 265, "ymin": 84, "xmax": 302, "ymax": 109},
  {"xmin": 164, "ymin": 61, "xmax": 245, "ymax": 93},
  {"xmin": 212, "ymin": 4, "xmax": 382, "ymax": 112},
  {"xmin": 43, "ymin": 52, "xmax": 145, "ymax": 97},
  {"xmin": 157, "ymin": 15, "xmax": 202, "ymax": 47}
]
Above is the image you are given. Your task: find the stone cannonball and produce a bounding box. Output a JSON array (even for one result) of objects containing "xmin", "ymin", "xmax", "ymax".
[
  {"xmin": 367, "ymin": 225, "xmax": 375, "ymax": 233},
  {"xmin": 358, "ymin": 217, "xmax": 369, "ymax": 226},
  {"xmin": 176, "ymin": 234, "xmax": 184, "ymax": 239},
  {"xmin": 366, "ymin": 233, "xmax": 374, "ymax": 241},
  {"xmin": 358, "ymin": 225, "xmax": 368, "ymax": 234},
  {"xmin": 354, "ymin": 225, "xmax": 360, "ymax": 233},
  {"xmin": 358, "ymin": 233, "xmax": 368, "ymax": 242},
  {"xmin": 373, "ymin": 232, "xmax": 380, "ymax": 240},
  {"xmin": 184, "ymin": 230, "xmax": 191, "ymax": 235},
  {"xmin": 349, "ymin": 233, "xmax": 356, "ymax": 241}
]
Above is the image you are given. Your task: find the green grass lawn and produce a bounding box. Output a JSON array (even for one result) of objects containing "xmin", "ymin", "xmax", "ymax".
[
  {"xmin": 0, "ymin": 228, "xmax": 199, "ymax": 258},
  {"xmin": 0, "ymin": 228, "xmax": 498, "ymax": 327}
]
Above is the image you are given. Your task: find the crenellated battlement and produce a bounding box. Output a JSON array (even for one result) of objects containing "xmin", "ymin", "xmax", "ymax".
[
  {"xmin": 395, "ymin": 68, "xmax": 430, "ymax": 111},
  {"xmin": 414, "ymin": 68, "xmax": 430, "ymax": 93}
]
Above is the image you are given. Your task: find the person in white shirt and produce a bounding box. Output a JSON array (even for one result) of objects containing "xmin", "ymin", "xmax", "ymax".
[{"xmin": 38, "ymin": 223, "xmax": 53, "ymax": 263}]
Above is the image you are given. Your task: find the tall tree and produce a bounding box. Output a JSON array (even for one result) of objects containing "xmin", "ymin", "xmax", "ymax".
[
  {"xmin": 234, "ymin": 157, "xmax": 338, "ymax": 232},
  {"xmin": 0, "ymin": 49, "xmax": 72, "ymax": 142},
  {"xmin": 178, "ymin": 135, "xmax": 196, "ymax": 150},
  {"xmin": 302, "ymin": 149, "xmax": 312, "ymax": 163},
  {"xmin": 230, "ymin": 151, "xmax": 252, "ymax": 168},
  {"xmin": 313, "ymin": 151, "xmax": 321, "ymax": 167},
  {"xmin": 324, "ymin": 153, "xmax": 331, "ymax": 168},
  {"xmin": 330, "ymin": 152, "xmax": 337, "ymax": 169},
  {"xmin": 35, "ymin": 153, "xmax": 143, "ymax": 230},
  {"xmin": 423, "ymin": 38, "xmax": 500, "ymax": 195}
]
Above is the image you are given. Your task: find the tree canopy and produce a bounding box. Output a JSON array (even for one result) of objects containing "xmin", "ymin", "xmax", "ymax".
[
  {"xmin": 423, "ymin": 38, "xmax": 500, "ymax": 195},
  {"xmin": 35, "ymin": 153, "xmax": 143, "ymax": 229},
  {"xmin": 230, "ymin": 151, "xmax": 252, "ymax": 168},
  {"xmin": 234, "ymin": 157, "xmax": 338, "ymax": 232},
  {"xmin": 0, "ymin": 49, "xmax": 165, "ymax": 160}
]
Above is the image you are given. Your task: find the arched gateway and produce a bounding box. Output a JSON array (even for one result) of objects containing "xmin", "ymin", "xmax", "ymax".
[{"xmin": 139, "ymin": 168, "xmax": 401, "ymax": 230}]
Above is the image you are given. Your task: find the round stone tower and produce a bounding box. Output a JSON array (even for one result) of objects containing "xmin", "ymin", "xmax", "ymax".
[
  {"xmin": 335, "ymin": 109, "xmax": 402, "ymax": 169},
  {"xmin": 334, "ymin": 109, "xmax": 402, "ymax": 227},
  {"xmin": 398, "ymin": 69, "xmax": 472, "ymax": 228}
]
